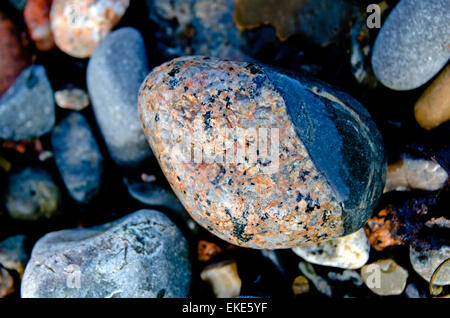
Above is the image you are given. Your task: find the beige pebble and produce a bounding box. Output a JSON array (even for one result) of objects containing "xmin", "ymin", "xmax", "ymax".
[
  {"xmin": 54, "ymin": 87, "xmax": 90, "ymax": 111},
  {"xmin": 384, "ymin": 156, "xmax": 448, "ymax": 193},
  {"xmin": 200, "ymin": 260, "xmax": 241, "ymax": 298},
  {"xmin": 361, "ymin": 259, "xmax": 408, "ymax": 296},
  {"xmin": 0, "ymin": 267, "xmax": 14, "ymax": 298},
  {"xmin": 414, "ymin": 65, "xmax": 450, "ymax": 130}
]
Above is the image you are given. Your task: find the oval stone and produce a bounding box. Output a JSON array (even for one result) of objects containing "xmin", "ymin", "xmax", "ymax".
[
  {"xmin": 138, "ymin": 56, "xmax": 386, "ymax": 249},
  {"xmin": 371, "ymin": 0, "xmax": 450, "ymax": 91}
]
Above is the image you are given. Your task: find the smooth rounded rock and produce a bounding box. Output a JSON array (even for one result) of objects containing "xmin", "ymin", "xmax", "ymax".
[
  {"xmin": 21, "ymin": 209, "xmax": 192, "ymax": 298},
  {"xmin": 0, "ymin": 11, "xmax": 31, "ymax": 96},
  {"xmin": 87, "ymin": 27, "xmax": 152, "ymax": 168},
  {"xmin": 0, "ymin": 65, "xmax": 55, "ymax": 140},
  {"xmin": 292, "ymin": 228, "xmax": 370, "ymax": 269},
  {"xmin": 361, "ymin": 258, "xmax": 408, "ymax": 296},
  {"xmin": 50, "ymin": 0, "xmax": 130, "ymax": 58},
  {"xmin": 51, "ymin": 112, "xmax": 104, "ymax": 204},
  {"xmin": 414, "ymin": 65, "xmax": 450, "ymax": 130},
  {"xmin": 138, "ymin": 56, "xmax": 386, "ymax": 249},
  {"xmin": 24, "ymin": 0, "xmax": 55, "ymax": 51},
  {"xmin": 54, "ymin": 87, "xmax": 90, "ymax": 111},
  {"xmin": 6, "ymin": 166, "xmax": 61, "ymax": 221},
  {"xmin": 410, "ymin": 243, "xmax": 450, "ymax": 286},
  {"xmin": 371, "ymin": 0, "xmax": 450, "ymax": 90}
]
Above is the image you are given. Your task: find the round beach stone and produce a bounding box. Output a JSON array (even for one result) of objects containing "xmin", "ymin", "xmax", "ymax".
[
  {"xmin": 361, "ymin": 258, "xmax": 408, "ymax": 296},
  {"xmin": 51, "ymin": 112, "xmax": 104, "ymax": 204},
  {"xmin": 21, "ymin": 209, "xmax": 192, "ymax": 298},
  {"xmin": 371, "ymin": 0, "xmax": 450, "ymax": 90},
  {"xmin": 0, "ymin": 65, "xmax": 55, "ymax": 140},
  {"xmin": 138, "ymin": 56, "xmax": 386, "ymax": 249},
  {"xmin": 6, "ymin": 166, "xmax": 61, "ymax": 221},
  {"xmin": 50, "ymin": 0, "xmax": 130, "ymax": 58},
  {"xmin": 292, "ymin": 228, "xmax": 370, "ymax": 269},
  {"xmin": 87, "ymin": 27, "xmax": 152, "ymax": 168}
]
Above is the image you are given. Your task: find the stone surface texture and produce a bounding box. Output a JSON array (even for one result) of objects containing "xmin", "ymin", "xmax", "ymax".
[
  {"xmin": 24, "ymin": 0, "xmax": 55, "ymax": 51},
  {"xmin": 21, "ymin": 209, "xmax": 192, "ymax": 298},
  {"xmin": 371, "ymin": 0, "xmax": 450, "ymax": 90},
  {"xmin": 50, "ymin": 0, "xmax": 130, "ymax": 58}
]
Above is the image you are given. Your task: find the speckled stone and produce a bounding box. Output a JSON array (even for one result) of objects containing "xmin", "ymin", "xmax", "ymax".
[
  {"xmin": 0, "ymin": 11, "xmax": 31, "ymax": 96},
  {"xmin": 21, "ymin": 210, "xmax": 192, "ymax": 298},
  {"xmin": 410, "ymin": 243, "xmax": 450, "ymax": 286},
  {"xmin": 292, "ymin": 228, "xmax": 370, "ymax": 269},
  {"xmin": 50, "ymin": 0, "xmax": 130, "ymax": 58},
  {"xmin": 87, "ymin": 27, "xmax": 152, "ymax": 168},
  {"xmin": 371, "ymin": 0, "xmax": 450, "ymax": 90},
  {"xmin": 0, "ymin": 65, "xmax": 55, "ymax": 140},
  {"xmin": 6, "ymin": 166, "xmax": 61, "ymax": 221},
  {"xmin": 51, "ymin": 112, "xmax": 104, "ymax": 204},
  {"xmin": 24, "ymin": 0, "xmax": 55, "ymax": 51},
  {"xmin": 138, "ymin": 56, "xmax": 386, "ymax": 249}
]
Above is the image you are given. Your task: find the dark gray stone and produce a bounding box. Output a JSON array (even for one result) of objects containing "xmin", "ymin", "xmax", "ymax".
[
  {"xmin": 21, "ymin": 209, "xmax": 192, "ymax": 298},
  {"xmin": 371, "ymin": 0, "xmax": 450, "ymax": 90},
  {"xmin": 264, "ymin": 66, "xmax": 386, "ymax": 234},
  {"xmin": 0, "ymin": 65, "xmax": 55, "ymax": 140},
  {"xmin": 5, "ymin": 166, "xmax": 61, "ymax": 221},
  {"xmin": 124, "ymin": 179, "xmax": 199, "ymax": 235},
  {"xmin": 87, "ymin": 27, "xmax": 152, "ymax": 168},
  {"xmin": 51, "ymin": 112, "xmax": 104, "ymax": 204}
]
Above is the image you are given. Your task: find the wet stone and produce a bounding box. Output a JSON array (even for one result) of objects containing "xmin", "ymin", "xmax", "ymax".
[
  {"xmin": 292, "ymin": 228, "xmax": 370, "ymax": 269},
  {"xmin": 138, "ymin": 56, "xmax": 386, "ymax": 249},
  {"xmin": 0, "ymin": 65, "xmax": 55, "ymax": 140},
  {"xmin": 87, "ymin": 27, "xmax": 152, "ymax": 168},
  {"xmin": 361, "ymin": 259, "xmax": 408, "ymax": 296},
  {"xmin": 51, "ymin": 112, "xmax": 104, "ymax": 204},
  {"xmin": 371, "ymin": 0, "xmax": 450, "ymax": 90},
  {"xmin": 50, "ymin": 0, "xmax": 130, "ymax": 58},
  {"xmin": 21, "ymin": 209, "xmax": 192, "ymax": 298},
  {"xmin": 5, "ymin": 166, "xmax": 61, "ymax": 221}
]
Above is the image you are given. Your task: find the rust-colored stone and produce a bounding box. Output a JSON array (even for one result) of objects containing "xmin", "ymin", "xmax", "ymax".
[
  {"xmin": 24, "ymin": 0, "xmax": 55, "ymax": 51},
  {"xmin": 198, "ymin": 240, "xmax": 222, "ymax": 262},
  {"xmin": 364, "ymin": 206, "xmax": 405, "ymax": 251},
  {"xmin": 50, "ymin": 0, "xmax": 130, "ymax": 58},
  {"xmin": 0, "ymin": 11, "xmax": 31, "ymax": 96}
]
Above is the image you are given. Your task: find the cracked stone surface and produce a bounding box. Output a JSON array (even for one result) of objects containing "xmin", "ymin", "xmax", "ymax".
[{"xmin": 21, "ymin": 209, "xmax": 192, "ymax": 298}]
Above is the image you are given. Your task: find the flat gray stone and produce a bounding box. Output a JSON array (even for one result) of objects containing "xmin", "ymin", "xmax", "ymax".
[
  {"xmin": 0, "ymin": 65, "xmax": 55, "ymax": 140},
  {"xmin": 371, "ymin": 0, "xmax": 450, "ymax": 90},
  {"xmin": 87, "ymin": 27, "xmax": 152, "ymax": 168},
  {"xmin": 51, "ymin": 112, "xmax": 104, "ymax": 204},
  {"xmin": 21, "ymin": 209, "xmax": 192, "ymax": 298}
]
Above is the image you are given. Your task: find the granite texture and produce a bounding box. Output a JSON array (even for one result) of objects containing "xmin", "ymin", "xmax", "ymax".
[{"xmin": 138, "ymin": 56, "xmax": 386, "ymax": 249}]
